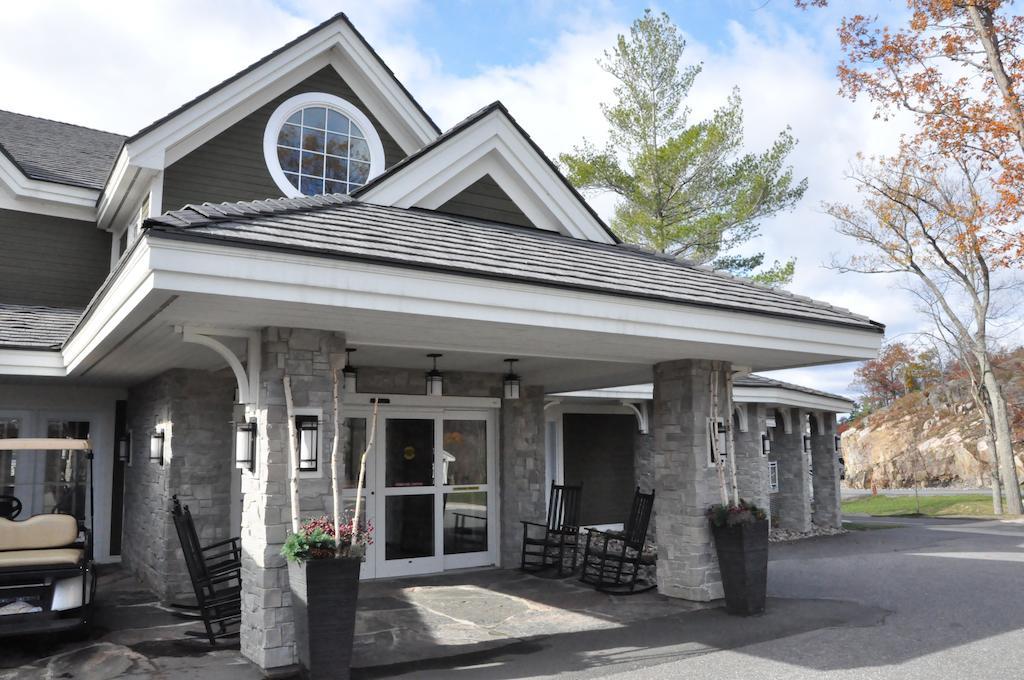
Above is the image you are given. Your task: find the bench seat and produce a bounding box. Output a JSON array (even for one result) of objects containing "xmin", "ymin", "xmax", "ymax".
[{"xmin": 0, "ymin": 548, "xmax": 83, "ymax": 568}]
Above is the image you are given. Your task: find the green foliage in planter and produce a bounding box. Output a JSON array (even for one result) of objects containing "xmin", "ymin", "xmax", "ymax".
[
  {"xmin": 282, "ymin": 526, "xmax": 336, "ymax": 563},
  {"xmin": 706, "ymin": 499, "xmax": 767, "ymax": 528}
]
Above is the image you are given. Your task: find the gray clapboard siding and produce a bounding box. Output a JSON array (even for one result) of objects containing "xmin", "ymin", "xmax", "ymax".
[
  {"xmin": 436, "ymin": 174, "xmax": 536, "ymax": 228},
  {"xmin": 0, "ymin": 208, "xmax": 108, "ymax": 307},
  {"xmin": 162, "ymin": 67, "xmax": 406, "ymax": 212}
]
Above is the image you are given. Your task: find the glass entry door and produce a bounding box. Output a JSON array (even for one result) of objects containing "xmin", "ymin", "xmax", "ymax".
[{"xmin": 374, "ymin": 409, "xmax": 496, "ymax": 578}]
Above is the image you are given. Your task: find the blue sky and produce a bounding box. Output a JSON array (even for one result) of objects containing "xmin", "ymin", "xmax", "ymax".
[{"xmin": 0, "ymin": 0, "xmax": 916, "ymax": 401}]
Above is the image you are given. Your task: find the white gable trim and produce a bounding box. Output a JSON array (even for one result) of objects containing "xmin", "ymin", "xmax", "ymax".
[
  {"xmin": 97, "ymin": 17, "xmax": 437, "ymax": 230},
  {"xmin": 358, "ymin": 109, "xmax": 615, "ymax": 244},
  {"xmin": 0, "ymin": 152, "xmax": 99, "ymax": 221}
]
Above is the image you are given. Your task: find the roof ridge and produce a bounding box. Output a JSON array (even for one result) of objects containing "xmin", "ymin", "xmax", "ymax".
[
  {"xmin": 145, "ymin": 193, "xmax": 354, "ymax": 229},
  {"xmin": 0, "ymin": 108, "xmax": 127, "ymax": 138}
]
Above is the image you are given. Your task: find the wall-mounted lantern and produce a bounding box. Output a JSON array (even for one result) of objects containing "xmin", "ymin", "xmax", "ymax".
[
  {"xmin": 802, "ymin": 433, "xmax": 812, "ymax": 453},
  {"xmin": 235, "ymin": 418, "xmax": 257, "ymax": 472},
  {"xmin": 503, "ymin": 358, "xmax": 521, "ymax": 400},
  {"xmin": 343, "ymin": 348, "xmax": 358, "ymax": 395},
  {"xmin": 118, "ymin": 431, "xmax": 132, "ymax": 464},
  {"xmin": 834, "ymin": 435, "xmax": 841, "ymax": 453},
  {"xmin": 761, "ymin": 433, "xmax": 771, "ymax": 456},
  {"xmin": 425, "ymin": 353, "xmax": 444, "ymax": 397},
  {"xmin": 297, "ymin": 415, "xmax": 320, "ymax": 472},
  {"xmin": 150, "ymin": 429, "xmax": 165, "ymax": 465}
]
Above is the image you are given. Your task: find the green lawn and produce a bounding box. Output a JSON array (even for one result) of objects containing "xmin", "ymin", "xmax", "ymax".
[{"xmin": 842, "ymin": 493, "xmax": 998, "ymax": 517}]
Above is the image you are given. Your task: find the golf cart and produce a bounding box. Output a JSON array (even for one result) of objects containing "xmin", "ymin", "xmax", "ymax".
[{"xmin": 0, "ymin": 437, "xmax": 96, "ymax": 637}]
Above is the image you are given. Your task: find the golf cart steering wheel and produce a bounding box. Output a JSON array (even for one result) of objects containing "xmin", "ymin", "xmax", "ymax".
[{"xmin": 0, "ymin": 494, "xmax": 21, "ymax": 519}]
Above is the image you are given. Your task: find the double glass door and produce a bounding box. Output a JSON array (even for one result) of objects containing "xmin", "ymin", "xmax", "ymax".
[{"xmin": 347, "ymin": 408, "xmax": 495, "ymax": 579}]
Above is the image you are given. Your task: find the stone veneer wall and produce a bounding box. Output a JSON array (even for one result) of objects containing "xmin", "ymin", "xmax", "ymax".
[
  {"xmin": 238, "ymin": 327, "xmax": 546, "ymax": 670},
  {"xmin": 633, "ymin": 431, "xmax": 656, "ymax": 542},
  {"xmin": 773, "ymin": 407, "xmax": 812, "ymax": 532},
  {"xmin": 733, "ymin": 402, "xmax": 770, "ymax": 511},
  {"xmin": 122, "ymin": 369, "xmax": 235, "ymax": 603},
  {"xmin": 499, "ymin": 385, "xmax": 547, "ymax": 568},
  {"xmin": 651, "ymin": 359, "xmax": 730, "ymax": 602},
  {"xmin": 811, "ymin": 412, "xmax": 842, "ymax": 529}
]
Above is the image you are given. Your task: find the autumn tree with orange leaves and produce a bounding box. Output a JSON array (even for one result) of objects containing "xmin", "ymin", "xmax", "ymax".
[
  {"xmin": 803, "ymin": 0, "xmax": 1024, "ymax": 261},
  {"xmin": 805, "ymin": 0, "xmax": 1024, "ymax": 512}
]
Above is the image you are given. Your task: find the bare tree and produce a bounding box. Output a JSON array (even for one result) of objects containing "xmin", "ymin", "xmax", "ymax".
[{"xmin": 826, "ymin": 147, "xmax": 1022, "ymax": 513}]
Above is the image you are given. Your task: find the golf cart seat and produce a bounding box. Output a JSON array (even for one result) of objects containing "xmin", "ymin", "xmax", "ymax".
[{"xmin": 0, "ymin": 515, "xmax": 84, "ymax": 569}]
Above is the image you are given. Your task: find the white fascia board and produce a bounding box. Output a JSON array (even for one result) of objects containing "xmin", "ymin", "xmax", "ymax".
[
  {"xmin": 550, "ymin": 386, "xmax": 653, "ymax": 401},
  {"xmin": 142, "ymin": 237, "xmax": 882, "ymax": 363},
  {"xmin": 0, "ymin": 153, "xmax": 99, "ymax": 220},
  {"xmin": 359, "ymin": 110, "xmax": 614, "ymax": 244},
  {"xmin": 0, "ymin": 350, "xmax": 66, "ymax": 377},
  {"xmin": 733, "ymin": 386, "xmax": 853, "ymax": 413},
  {"xmin": 62, "ymin": 240, "xmax": 158, "ymax": 375},
  {"xmin": 123, "ymin": 21, "xmax": 435, "ymax": 172}
]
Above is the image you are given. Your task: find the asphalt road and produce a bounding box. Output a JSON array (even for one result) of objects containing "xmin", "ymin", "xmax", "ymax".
[{"xmin": 365, "ymin": 515, "xmax": 1024, "ymax": 680}]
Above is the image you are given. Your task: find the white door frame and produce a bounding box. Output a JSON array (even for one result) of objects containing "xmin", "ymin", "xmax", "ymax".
[{"xmin": 341, "ymin": 398, "xmax": 499, "ymax": 579}]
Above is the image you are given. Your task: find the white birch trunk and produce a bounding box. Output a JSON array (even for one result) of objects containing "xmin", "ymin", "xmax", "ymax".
[
  {"xmin": 710, "ymin": 368, "xmax": 728, "ymax": 506},
  {"xmin": 725, "ymin": 370, "xmax": 740, "ymax": 506},
  {"xmin": 283, "ymin": 376, "xmax": 301, "ymax": 534},
  {"xmin": 331, "ymin": 368, "xmax": 344, "ymax": 553},
  {"xmin": 351, "ymin": 400, "xmax": 380, "ymax": 549}
]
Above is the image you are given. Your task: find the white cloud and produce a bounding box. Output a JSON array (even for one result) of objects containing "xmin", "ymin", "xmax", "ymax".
[{"xmin": 0, "ymin": 3, "xmax": 927, "ymax": 397}]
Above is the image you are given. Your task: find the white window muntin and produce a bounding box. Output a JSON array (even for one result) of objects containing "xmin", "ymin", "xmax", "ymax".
[
  {"xmin": 768, "ymin": 461, "xmax": 779, "ymax": 493},
  {"xmin": 263, "ymin": 92, "xmax": 385, "ymax": 198}
]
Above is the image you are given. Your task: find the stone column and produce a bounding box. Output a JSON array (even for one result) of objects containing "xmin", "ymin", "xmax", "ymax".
[
  {"xmin": 773, "ymin": 407, "xmax": 811, "ymax": 532},
  {"xmin": 499, "ymin": 384, "xmax": 546, "ymax": 568},
  {"xmin": 732, "ymin": 402, "xmax": 770, "ymax": 511},
  {"xmin": 239, "ymin": 328, "xmax": 346, "ymax": 671},
  {"xmin": 652, "ymin": 359, "xmax": 731, "ymax": 602},
  {"xmin": 811, "ymin": 412, "xmax": 842, "ymax": 528}
]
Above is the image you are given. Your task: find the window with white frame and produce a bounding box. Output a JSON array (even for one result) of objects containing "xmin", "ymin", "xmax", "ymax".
[
  {"xmin": 768, "ymin": 461, "xmax": 779, "ymax": 493},
  {"xmin": 263, "ymin": 92, "xmax": 385, "ymax": 198}
]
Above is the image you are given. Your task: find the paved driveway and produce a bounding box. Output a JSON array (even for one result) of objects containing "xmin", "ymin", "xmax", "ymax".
[
  {"xmin": 4, "ymin": 516, "xmax": 1023, "ymax": 679},
  {"xmin": 365, "ymin": 516, "xmax": 1024, "ymax": 679}
]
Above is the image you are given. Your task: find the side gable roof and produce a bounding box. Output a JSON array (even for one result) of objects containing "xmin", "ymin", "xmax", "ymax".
[
  {"xmin": 353, "ymin": 101, "xmax": 620, "ymax": 244},
  {"xmin": 0, "ymin": 110, "xmax": 124, "ymax": 190},
  {"xmin": 143, "ymin": 194, "xmax": 884, "ymax": 333},
  {"xmin": 734, "ymin": 373, "xmax": 855, "ymax": 407}
]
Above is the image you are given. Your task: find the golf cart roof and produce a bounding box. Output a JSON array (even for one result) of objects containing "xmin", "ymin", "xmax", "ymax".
[{"xmin": 0, "ymin": 438, "xmax": 91, "ymax": 451}]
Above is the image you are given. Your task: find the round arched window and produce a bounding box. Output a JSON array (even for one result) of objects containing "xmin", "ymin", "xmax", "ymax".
[{"xmin": 263, "ymin": 93, "xmax": 385, "ymax": 197}]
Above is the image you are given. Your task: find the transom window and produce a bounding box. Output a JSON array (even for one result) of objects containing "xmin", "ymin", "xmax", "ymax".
[{"xmin": 263, "ymin": 93, "xmax": 385, "ymax": 198}]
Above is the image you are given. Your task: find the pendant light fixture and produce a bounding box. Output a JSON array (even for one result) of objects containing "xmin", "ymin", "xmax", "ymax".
[
  {"xmin": 503, "ymin": 358, "xmax": 521, "ymax": 400},
  {"xmin": 425, "ymin": 353, "xmax": 444, "ymax": 396}
]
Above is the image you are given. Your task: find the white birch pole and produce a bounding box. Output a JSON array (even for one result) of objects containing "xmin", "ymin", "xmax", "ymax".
[
  {"xmin": 283, "ymin": 375, "xmax": 301, "ymax": 534},
  {"xmin": 351, "ymin": 399, "xmax": 380, "ymax": 551},
  {"xmin": 710, "ymin": 368, "xmax": 729, "ymax": 506},
  {"xmin": 330, "ymin": 368, "xmax": 344, "ymax": 554},
  {"xmin": 725, "ymin": 370, "xmax": 740, "ymax": 507}
]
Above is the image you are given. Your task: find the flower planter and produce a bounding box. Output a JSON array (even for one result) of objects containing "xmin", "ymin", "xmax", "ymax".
[
  {"xmin": 710, "ymin": 518, "xmax": 768, "ymax": 616},
  {"xmin": 288, "ymin": 556, "xmax": 362, "ymax": 679}
]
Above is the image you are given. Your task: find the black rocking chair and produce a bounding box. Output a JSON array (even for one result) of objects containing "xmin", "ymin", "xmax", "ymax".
[
  {"xmin": 171, "ymin": 496, "xmax": 242, "ymax": 645},
  {"xmin": 579, "ymin": 487, "xmax": 656, "ymax": 594},
  {"xmin": 520, "ymin": 483, "xmax": 582, "ymax": 577}
]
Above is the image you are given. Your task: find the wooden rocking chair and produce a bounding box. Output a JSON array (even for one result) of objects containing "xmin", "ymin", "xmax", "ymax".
[
  {"xmin": 171, "ymin": 496, "xmax": 242, "ymax": 645},
  {"xmin": 579, "ymin": 487, "xmax": 656, "ymax": 594},
  {"xmin": 520, "ymin": 482, "xmax": 583, "ymax": 577}
]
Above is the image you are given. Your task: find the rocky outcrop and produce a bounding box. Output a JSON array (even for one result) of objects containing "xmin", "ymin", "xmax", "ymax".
[{"xmin": 842, "ymin": 390, "xmax": 1023, "ymax": 489}]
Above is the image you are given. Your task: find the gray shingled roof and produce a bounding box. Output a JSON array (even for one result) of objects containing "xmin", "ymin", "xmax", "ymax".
[
  {"xmin": 0, "ymin": 304, "xmax": 83, "ymax": 350},
  {"xmin": 734, "ymin": 373, "xmax": 854, "ymax": 405},
  {"xmin": 0, "ymin": 110, "xmax": 124, "ymax": 190},
  {"xmin": 144, "ymin": 194, "xmax": 883, "ymax": 333}
]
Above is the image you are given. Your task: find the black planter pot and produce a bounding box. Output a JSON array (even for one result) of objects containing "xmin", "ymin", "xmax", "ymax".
[
  {"xmin": 288, "ymin": 556, "xmax": 362, "ymax": 679},
  {"xmin": 710, "ymin": 518, "xmax": 769, "ymax": 616}
]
